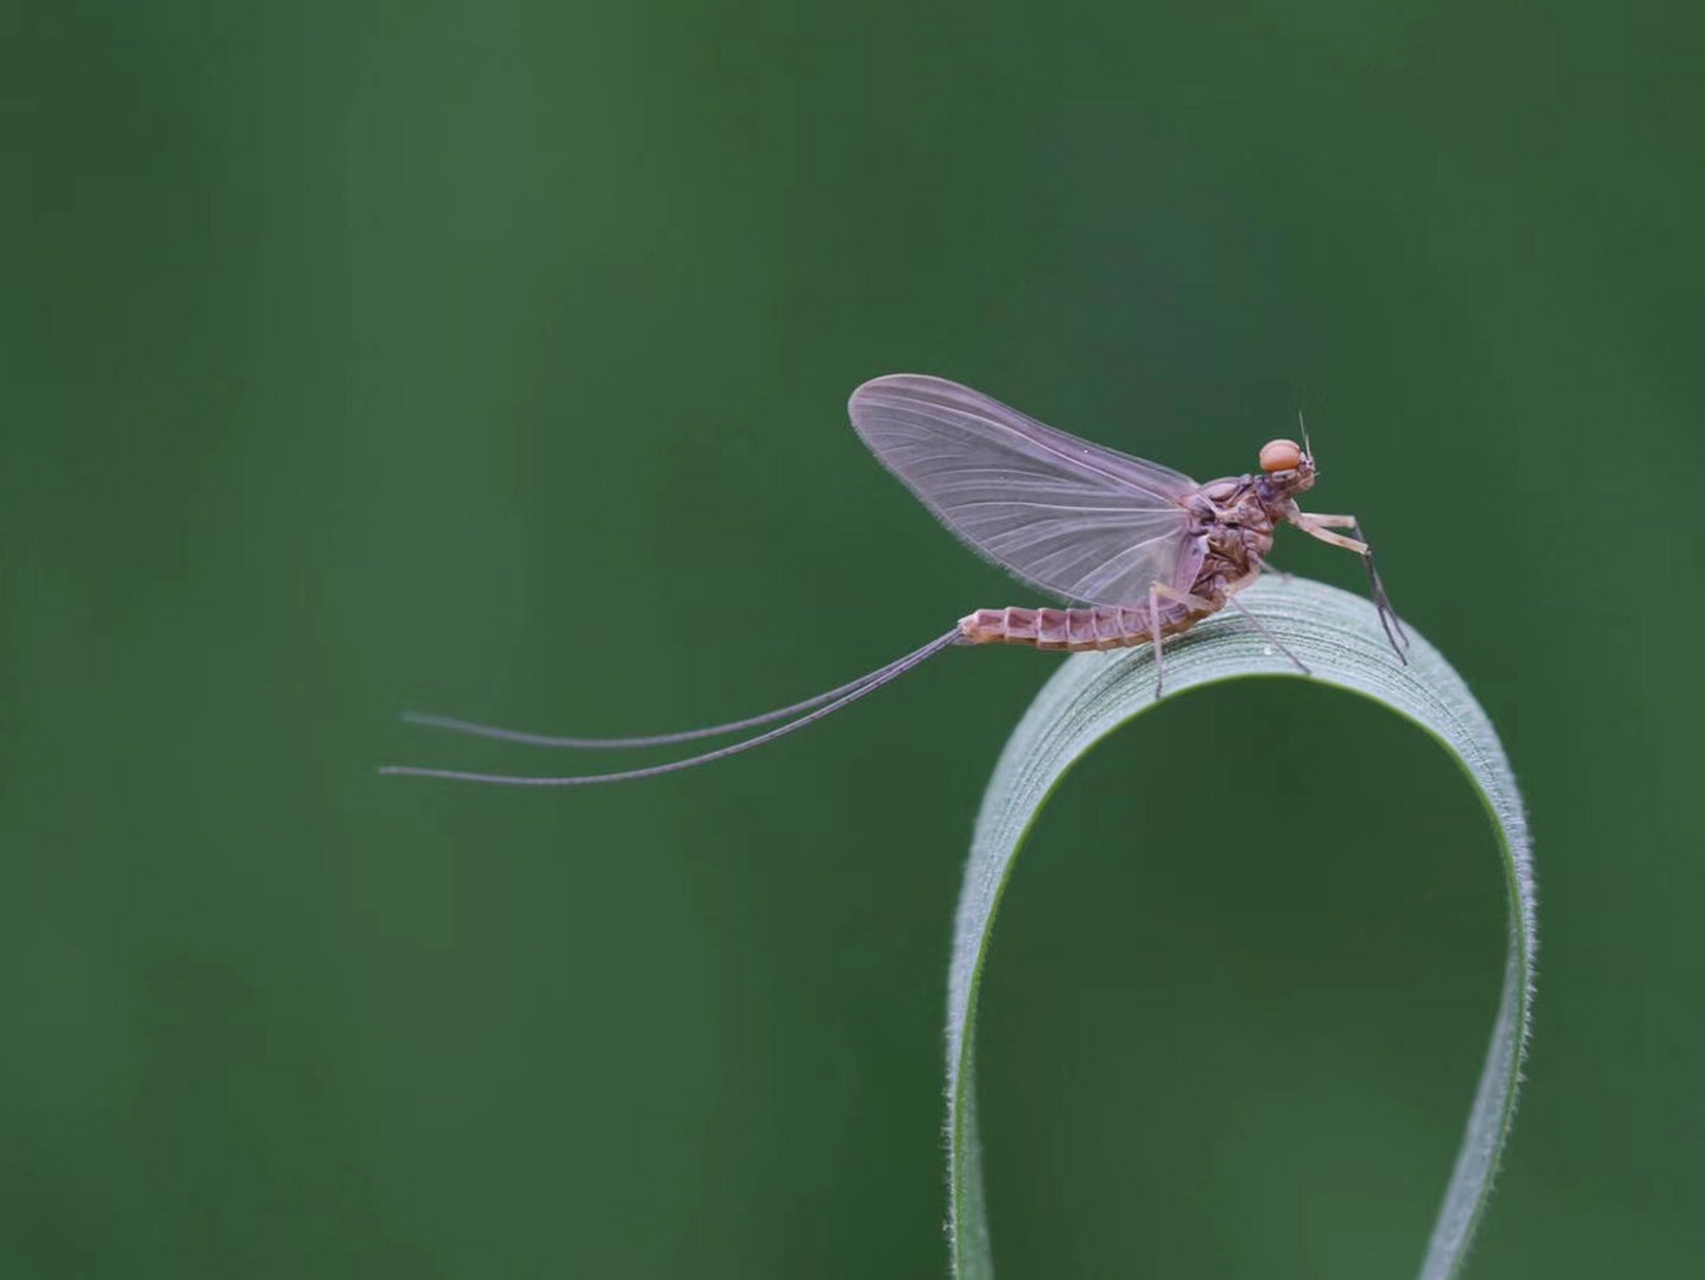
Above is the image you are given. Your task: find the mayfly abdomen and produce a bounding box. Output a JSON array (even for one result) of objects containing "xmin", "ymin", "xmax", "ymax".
[{"xmin": 957, "ymin": 605, "xmax": 1156, "ymax": 651}]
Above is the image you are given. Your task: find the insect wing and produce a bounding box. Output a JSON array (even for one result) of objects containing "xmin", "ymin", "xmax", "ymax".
[{"xmin": 848, "ymin": 374, "xmax": 1197, "ymax": 606}]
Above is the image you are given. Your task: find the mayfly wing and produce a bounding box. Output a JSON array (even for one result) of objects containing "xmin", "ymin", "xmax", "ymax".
[{"xmin": 848, "ymin": 375, "xmax": 1198, "ymax": 606}]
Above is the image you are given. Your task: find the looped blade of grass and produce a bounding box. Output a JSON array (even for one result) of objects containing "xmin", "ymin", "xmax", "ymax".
[{"xmin": 945, "ymin": 576, "xmax": 1534, "ymax": 1279}]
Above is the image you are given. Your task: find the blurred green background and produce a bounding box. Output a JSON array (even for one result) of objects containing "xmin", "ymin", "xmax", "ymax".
[{"xmin": 4, "ymin": 2, "xmax": 1699, "ymax": 1276}]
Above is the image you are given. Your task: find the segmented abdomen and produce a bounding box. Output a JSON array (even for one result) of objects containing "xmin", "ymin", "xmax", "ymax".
[{"xmin": 957, "ymin": 606, "xmax": 1154, "ymax": 651}]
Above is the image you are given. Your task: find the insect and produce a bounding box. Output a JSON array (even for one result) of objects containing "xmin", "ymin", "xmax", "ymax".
[{"xmin": 383, "ymin": 374, "xmax": 1406, "ymax": 786}]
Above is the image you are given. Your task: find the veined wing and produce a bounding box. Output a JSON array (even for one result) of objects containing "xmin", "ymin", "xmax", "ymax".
[{"xmin": 847, "ymin": 374, "xmax": 1198, "ymax": 606}]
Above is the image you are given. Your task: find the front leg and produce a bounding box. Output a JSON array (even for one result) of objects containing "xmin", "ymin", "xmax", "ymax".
[
  {"xmin": 1289, "ymin": 510, "xmax": 1409, "ymax": 658},
  {"xmin": 1292, "ymin": 511, "xmax": 1364, "ymax": 550}
]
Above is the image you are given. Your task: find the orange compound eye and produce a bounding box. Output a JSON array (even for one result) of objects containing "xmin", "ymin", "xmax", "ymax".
[{"xmin": 1259, "ymin": 438, "xmax": 1303, "ymax": 473}]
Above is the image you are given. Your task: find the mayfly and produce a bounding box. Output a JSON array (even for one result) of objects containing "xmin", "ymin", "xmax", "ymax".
[{"xmin": 383, "ymin": 374, "xmax": 1406, "ymax": 786}]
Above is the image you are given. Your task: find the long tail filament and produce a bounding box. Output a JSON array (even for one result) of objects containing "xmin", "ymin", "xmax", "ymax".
[{"xmin": 379, "ymin": 627, "xmax": 964, "ymax": 786}]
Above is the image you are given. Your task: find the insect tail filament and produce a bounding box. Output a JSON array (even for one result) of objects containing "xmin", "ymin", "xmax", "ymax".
[{"xmin": 379, "ymin": 627, "xmax": 965, "ymax": 786}]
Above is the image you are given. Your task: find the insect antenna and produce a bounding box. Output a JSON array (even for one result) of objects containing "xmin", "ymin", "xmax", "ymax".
[
  {"xmin": 379, "ymin": 627, "xmax": 964, "ymax": 786},
  {"xmin": 1297, "ymin": 408, "xmax": 1314, "ymax": 460}
]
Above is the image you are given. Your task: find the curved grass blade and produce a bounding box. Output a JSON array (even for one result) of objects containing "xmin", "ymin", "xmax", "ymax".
[{"xmin": 945, "ymin": 576, "xmax": 1534, "ymax": 1279}]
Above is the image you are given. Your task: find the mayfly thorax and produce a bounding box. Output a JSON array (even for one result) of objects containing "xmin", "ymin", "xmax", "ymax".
[{"xmin": 383, "ymin": 375, "xmax": 1407, "ymax": 785}]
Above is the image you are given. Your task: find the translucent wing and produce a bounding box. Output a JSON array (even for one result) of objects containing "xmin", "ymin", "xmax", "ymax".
[{"xmin": 848, "ymin": 374, "xmax": 1199, "ymax": 606}]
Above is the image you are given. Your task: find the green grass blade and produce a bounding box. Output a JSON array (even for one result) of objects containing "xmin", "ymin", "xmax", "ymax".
[{"xmin": 944, "ymin": 577, "xmax": 1534, "ymax": 1279}]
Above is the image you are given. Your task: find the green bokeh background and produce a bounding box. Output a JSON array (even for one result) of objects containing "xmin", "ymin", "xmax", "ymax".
[{"xmin": 4, "ymin": 3, "xmax": 1699, "ymax": 1276}]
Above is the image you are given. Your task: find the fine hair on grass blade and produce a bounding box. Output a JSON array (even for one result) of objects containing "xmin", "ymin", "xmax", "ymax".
[{"xmin": 945, "ymin": 576, "xmax": 1534, "ymax": 1279}]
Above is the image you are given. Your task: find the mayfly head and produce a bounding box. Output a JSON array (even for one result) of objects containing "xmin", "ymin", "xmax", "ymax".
[{"xmin": 1258, "ymin": 436, "xmax": 1316, "ymax": 495}]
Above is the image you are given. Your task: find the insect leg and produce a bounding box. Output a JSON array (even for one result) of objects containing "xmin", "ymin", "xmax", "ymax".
[
  {"xmin": 1222, "ymin": 594, "xmax": 1311, "ymax": 675},
  {"xmin": 1291, "ymin": 511, "xmax": 1408, "ymax": 660},
  {"xmin": 1151, "ymin": 580, "xmax": 1306, "ymax": 672},
  {"xmin": 1150, "ymin": 582, "xmax": 1219, "ymax": 613},
  {"xmin": 1148, "ymin": 584, "xmax": 1166, "ymax": 697},
  {"xmin": 1292, "ymin": 512, "xmax": 1367, "ymax": 551},
  {"xmin": 1342, "ymin": 518, "xmax": 1407, "ymax": 650}
]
